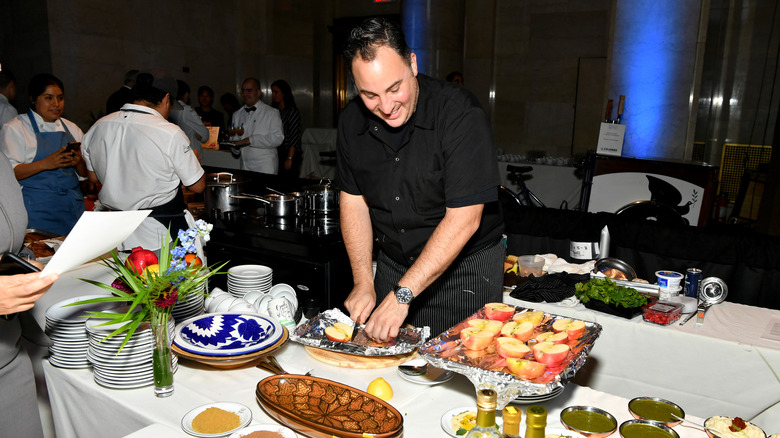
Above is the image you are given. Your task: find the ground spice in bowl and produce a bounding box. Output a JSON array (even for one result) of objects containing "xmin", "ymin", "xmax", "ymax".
[
  {"xmin": 240, "ymin": 431, "xmax": 284, "ymax": 438},
  {"xmin": 192, "ymin": 407, "xmax": 241, "ymax": 434}
]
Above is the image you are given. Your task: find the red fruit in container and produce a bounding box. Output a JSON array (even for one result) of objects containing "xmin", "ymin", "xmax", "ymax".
[{"xmin": 125, "ymin": 247, "xmax": 159, "ymax": 276}]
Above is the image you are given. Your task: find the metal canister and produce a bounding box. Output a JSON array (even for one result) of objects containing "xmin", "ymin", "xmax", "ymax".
[{"xmin": 684, "ymin": 268, "xmax": 702, "ymax": 299}]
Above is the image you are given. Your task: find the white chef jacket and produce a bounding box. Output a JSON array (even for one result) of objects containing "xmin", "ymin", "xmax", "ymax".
[
  {"xmin": 170, "ymin": 100, "xmax": 209, "ymax": 158},
  {"xmin": 0, "ymin": 110, "xmax": 84, "ymax": 167},
  {"xmin": 0, "ymin": 94, "xmax": 17, "ymax": 128},
  {"xmin": 82, "ymin": 103, "xmax": 204, "ymax": 250},
  {"xmin": 230, "ymin": 102, "xmax": 284, "ymax": 174}
]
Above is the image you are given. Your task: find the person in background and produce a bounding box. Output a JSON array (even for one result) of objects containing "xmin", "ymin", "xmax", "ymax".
[
  {"xmin": 0, "ymin": 153, "xmax": 59, "ymax": 438},
  {"xmin": 271, "ymin": 79, "xmax": 302, "ymax": 180},
  {"xmin": 446, "ymin": 71, "xmax": 464, "ymax": 86},
  {"xmin": 82, "ymin": 70, "xmax": 205, "ymax": 251},
  {"xmin": 230, "ymin": 77, "xmax": 284, "ymax": 174},
  {"xmin": 0, "ymin": 73, "xmax": 86, "ymax": 236},
  {"xmin": 338, "ymin": 18, "xmax": 504, "ymax": 340},
  {"xmin": 0, "ymin": 69, "xmax": 18, "ymax": 127},
  {"xmin": 169, "ymin": 80, "xmax": 209, "ymax": 161},
  {"xmin": 195, "ymin": 85, "xmax": 225, "ymax": 132},
  {"xmin": 219, "ymin": 92, "xmax": 241, "ymax": 122},
  {"xmin": 105, "ymin": 69, "xmax": 139, "ymax": 114}
]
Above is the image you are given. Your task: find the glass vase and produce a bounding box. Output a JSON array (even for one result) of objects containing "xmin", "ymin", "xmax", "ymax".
[{"xmin": 150, "ymin": 306, "xmax": 174, "ymax": 397}]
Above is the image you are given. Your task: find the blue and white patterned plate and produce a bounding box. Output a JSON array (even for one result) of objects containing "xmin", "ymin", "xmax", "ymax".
[{"xmin": 173, "ymin": 312, "xmax": 283, "ymax": 356}]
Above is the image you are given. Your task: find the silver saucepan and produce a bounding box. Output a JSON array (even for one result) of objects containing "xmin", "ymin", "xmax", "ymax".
[{"xmin": 230, "ymin": 193, "xmax": 300, "ymax": 217}]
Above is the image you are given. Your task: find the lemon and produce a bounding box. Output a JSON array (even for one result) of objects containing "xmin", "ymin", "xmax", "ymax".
[{"xmin": 367, "ymin": 377, "xmax": 393, "ymax": 401}]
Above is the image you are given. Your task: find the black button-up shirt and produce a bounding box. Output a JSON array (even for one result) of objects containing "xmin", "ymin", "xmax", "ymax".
[{"xmin": 337, "ymin": 74, "xmax": 504, "ymax": 267}]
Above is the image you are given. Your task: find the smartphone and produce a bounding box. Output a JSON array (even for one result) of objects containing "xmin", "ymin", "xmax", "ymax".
[
  {"xmin": 66, "ymin": 142, "xmax": 81, "ymax": 153},
  {"xmin": 0, "ymin": 252, "xmax": 41, "ymax": 276}
]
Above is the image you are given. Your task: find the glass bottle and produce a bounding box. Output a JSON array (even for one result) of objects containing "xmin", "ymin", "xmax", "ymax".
[
  {"xmin": 502, "ymin": 405, "xmax": 521, "ymax": 438},
  {"xmin": 465, "ymin": 389, "xmax": 501, "ymax": 438},
  {"xmin": 524, "ymin": 405, "xmax": 547, "ymax": 438}
]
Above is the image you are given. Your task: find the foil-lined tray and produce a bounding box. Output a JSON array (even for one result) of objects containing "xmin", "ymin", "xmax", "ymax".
[
  {"xmin": 418, "ymin": 306, "xmax": 602, "ymax": 408},
  {"xmin": 290, "ymin": 308, "xmax": 430, "ymax": 356}
]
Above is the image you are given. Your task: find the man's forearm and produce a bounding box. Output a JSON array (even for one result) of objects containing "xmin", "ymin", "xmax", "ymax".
[{"xmin": 340, "ymin": 193, "xmax": 375, "ymax": 288}]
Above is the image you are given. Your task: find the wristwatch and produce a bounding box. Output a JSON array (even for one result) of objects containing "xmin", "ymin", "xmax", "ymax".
[{"xmin": 393, "ymin": 284, "xmax": 414, "ymax": 304}]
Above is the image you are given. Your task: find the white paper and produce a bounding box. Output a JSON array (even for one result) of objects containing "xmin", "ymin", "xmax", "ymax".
[
  {"xmin": 760, "ymin": 317, "xmax": 780, "ymax": 343},
  {"xmin": 41, "ymin": 210, "xmax": 151, "ymax": 276}
]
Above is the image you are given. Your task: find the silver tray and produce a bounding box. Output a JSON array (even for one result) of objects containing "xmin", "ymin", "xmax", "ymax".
[
  {"xmin": 290, "ymin": 308, "xmax": 430, "ymax": 356},
  {"xmin": 418, "ymin": 306, "xmax": 602, "ymax": 408}
]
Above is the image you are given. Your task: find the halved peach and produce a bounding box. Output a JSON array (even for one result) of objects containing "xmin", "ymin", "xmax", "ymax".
[
  {"xmin": 495, "ymin": 337, "xmax": 532, "ymax": 358},
  {"xmin": 506, "ymin": 358, "xmax": 547, "ymax": 380}
]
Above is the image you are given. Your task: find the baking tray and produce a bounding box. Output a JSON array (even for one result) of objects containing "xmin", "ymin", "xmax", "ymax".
[{"xmin": 418, "ymin": 306, "xmax": 602, "ymax": 408}]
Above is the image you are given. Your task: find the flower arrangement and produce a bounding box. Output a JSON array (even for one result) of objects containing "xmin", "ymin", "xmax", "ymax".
[{"xmin": 77, "ymin": 220, "xmax": 226, "ymax": 350}]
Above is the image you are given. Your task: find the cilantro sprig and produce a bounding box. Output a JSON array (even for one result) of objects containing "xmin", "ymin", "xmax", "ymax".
[{"xmin": 574, "ymin": 277, "xmax": 648, "ymax": 308}]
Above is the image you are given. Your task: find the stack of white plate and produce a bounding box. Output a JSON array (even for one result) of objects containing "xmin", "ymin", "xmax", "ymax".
[
  {"xmin": 86, "ymin": 317, "xmax": 177, "ymax": 390},
  {"xmin": 45, "ymin": 295, "xmax": 122, "ymax": 369},
  {"xmin": 227, "ymin": 265, "xmax": 273, "ymax": 298},
  {"xmin": 512, "ymin": 385, "xmax": 565, "ymax": 404},
  {"xmin": 172, "ymin": 283, "xmax": 206, "ymax": 322}
]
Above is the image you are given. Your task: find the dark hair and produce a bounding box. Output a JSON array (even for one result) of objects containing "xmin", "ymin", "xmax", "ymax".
[
  {"xmin": 0, "ymin": 70, "xmax": 15, "ymax": 89},
  {"xmin": 131, "ymin": 72, "xmax": 167, "ymax": 105},
  {"xmin": 219, "ymin": 92, "xmax": 240, "ymax": 111},
  {"xmin": 176, "ymin": 79, "xmax": 190, "ymax": 100},
  {"xmin": 28, "ymin": 73, "xmax": 64, "ymax": 102},
  {"xmin": 124, "ymin": 69, "xmax": 139, "ymax": 86},
  {"xmin": 343, "ymin": 17, "xmax": 412, "ymax": 75},
  {"xmin": 270, "ymin": 79, "xmax": 296, "ymax": 110},
  {"xmin": 446, "ymin": 71, "xmax": 463, "ymax": 82},
  {"xmin": 198, "ymin": 85, "xmax": 214, "ymax": 98}
]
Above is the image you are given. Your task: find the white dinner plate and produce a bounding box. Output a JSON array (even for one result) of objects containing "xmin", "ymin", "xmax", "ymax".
[
  {"xmin": 396, "ymin": 366, "xmax": 454, "ymax": 385},
  {"xmin": 228, "ymin": 264, "xmax": 273, "ymax": 278},
  {"xmin": 181, "ymin": 402, "xmax": 252, "ymax": 438},
  {"xmin": 441, "ymin": 406, "xmax": 503, "ymax": 437},
  {"xmin": 45, "ymin": 295, "xmax": 119, "ymax": 323},
  {"xmin": 93, "ymin": 375, "xmax": 154, "ymax": 390}
]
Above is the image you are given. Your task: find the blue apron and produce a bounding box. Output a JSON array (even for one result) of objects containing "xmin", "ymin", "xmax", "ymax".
[{"xmin": 21, "ymin": 109, "xmax": 85, "ymax": 236}]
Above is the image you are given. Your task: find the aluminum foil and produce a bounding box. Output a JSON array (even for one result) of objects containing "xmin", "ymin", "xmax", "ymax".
[
  {"xmin": 418, "ymin": 306, "xmax": 602, "ymax": 409},
  {"xmin": 290, "ymin": 308, "xmax": 430, "ymax": 356}
]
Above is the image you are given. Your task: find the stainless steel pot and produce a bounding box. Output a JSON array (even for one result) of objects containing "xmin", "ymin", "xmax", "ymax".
[
  {"xmin": 303, "ymin": 178, "xmax": 339, "ymax": 214},
  {"xmin": 230, "ymin": 193, "xmax": 300, "ymax": 217},
  {"xmin": 205, "ymin": 172, "xmax": 248, "ymax": 214}
]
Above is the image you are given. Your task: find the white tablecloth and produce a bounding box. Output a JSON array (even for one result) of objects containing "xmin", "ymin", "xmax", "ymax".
[
  {"xmin": 503, "ymin": 292, "xmax": 780, "ymax": 433},
  {"xmin": 30, "ymin": 263, "xmax": 775, "ymax": 437}
]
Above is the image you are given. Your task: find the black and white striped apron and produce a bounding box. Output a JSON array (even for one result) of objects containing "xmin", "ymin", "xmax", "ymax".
[{"xmin": 374, "ymin": 238, "xmax": 505, "ymax": 336}]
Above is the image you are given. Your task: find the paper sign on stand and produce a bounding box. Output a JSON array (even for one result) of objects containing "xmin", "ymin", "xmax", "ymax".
[
  {"xmin": 596, "ymin": 122, "xmax": 625, "ymax": 156},
  {"xmin": 41, "ymin": 210, "xmax": 151, "ymax": 276}
]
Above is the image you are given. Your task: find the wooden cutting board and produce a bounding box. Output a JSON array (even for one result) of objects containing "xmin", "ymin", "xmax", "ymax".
[{"xmin": 304, "ymin": 346, "xmax": 417, "ymax": 369}]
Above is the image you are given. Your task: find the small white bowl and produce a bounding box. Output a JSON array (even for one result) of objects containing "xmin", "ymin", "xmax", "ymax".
[
  {"xmin": 207, "ymin": 294, "xmax": 233, "ymax": 313},
  {"xmin": 269, "ymin": 284, "xmax": 298, "ymax": 309},
  {"xmin": 242, "ymin": 290, "xmax": 267, "ymax": 305},
  {"xmin": 228, "ymin": 300, "xmax": 256, "ymax": 313},
  {"xmin": 204, "ymin": 288, "xmax": 229, "ymax": 310},
  {"xmin": 228, "ymin": 424, "xmax": 298, "ymax": 438},
  {"xmin": 254, "ymin": 295, "xmax": 274, "ymax": 315},
  {"xmin": 215, "ymin": 297, "xmax": 240, "ymax": 313}
]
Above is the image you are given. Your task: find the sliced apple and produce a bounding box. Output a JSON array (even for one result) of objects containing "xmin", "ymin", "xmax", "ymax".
[
  {"xmin": 552, "ymin": 318, "xmax": 587, "ymax": 340},
  {"xmin": 552, "ymin": 318, "xmax": 573, "ymax": 333},
  {"xmin": 500, "ymin": 321, "xmax": 518, "ymax": 337},
  {"xmin": 534, "ymin": 331, "xmax": 555, "ymax": 342},
  {"xmin": 513, "ymin": 310, "xmax": 545, "ymax": 327},
  {"xmin": 333, "ymin": 322, "xmax": 354, "ymax": 339},
  {"xmin": 546, "ymin": 331, "xmax": 569, "ymax": 344},
  {"xmin": 495, "ymin": 337, "xmax": 532, "ymax": 358},
  {"xmin": 325, "ymin": 326, "xmax": 350, "ymax": 342},
  {"xmin": 506, "ymin": 358, "xmax": 547, "ymax": 380},
  {"xmin": 460, "ymin": 327, "xmax": 495, "ymax": 351},
  {"xmin": 484, "ymin": 302, "xmax": 516, "ymax": 322},
  {"xmin": 510, "ymin": 320, "xmax": 535, "ymax": 342},
  {"xmin": 467, "ymin": 318, "xmax": 503, "ymax": 336},
  {"xmin": 532, "ymin": 341, "xmax": 570, "ymax": 366}
]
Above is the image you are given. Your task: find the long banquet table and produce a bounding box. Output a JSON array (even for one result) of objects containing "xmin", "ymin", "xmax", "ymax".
[{"xmin": 31, "ymin": 262, "xmax": 772, "ymax": 437}]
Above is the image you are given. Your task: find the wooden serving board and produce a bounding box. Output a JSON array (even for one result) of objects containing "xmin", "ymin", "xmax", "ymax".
[{"xmin": 304, "ymin": 346, "xmax": 417, "ymax": 369}]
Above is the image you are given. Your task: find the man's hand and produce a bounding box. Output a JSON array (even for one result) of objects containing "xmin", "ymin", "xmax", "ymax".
[
  {"xmin": 363, "ymin": 291, "xmax": 409, "ymax": 342},
  {"xmin": 344, "ymin": 283, "xmax": 376, "ymax": 325},
  {"xmin": 0, "ymin": 272, "xmax": 59, "ymax": 315}
]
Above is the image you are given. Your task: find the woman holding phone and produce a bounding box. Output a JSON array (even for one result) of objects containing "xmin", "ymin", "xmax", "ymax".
[{"xmin": 0, "ymin": 73, "xmax": 86, "ymax": 236}]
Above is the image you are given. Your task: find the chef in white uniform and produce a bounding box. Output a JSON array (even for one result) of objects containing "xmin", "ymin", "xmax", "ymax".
[{"xmin": 230, "ymin": 77, "xmax": 284, "ymax": 174}]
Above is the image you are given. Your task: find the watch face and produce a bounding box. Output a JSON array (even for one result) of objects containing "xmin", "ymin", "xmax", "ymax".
[{"xmin": 395, "ymin": 286, "xmax": 414, "ymax": 304}]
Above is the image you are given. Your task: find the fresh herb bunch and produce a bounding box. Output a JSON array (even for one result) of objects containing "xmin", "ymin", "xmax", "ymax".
[
  {"xmin": 74, "ymin": 221, "xmax": 227, "ymax": 350},
  {"xmin": 574, "ymin": 277, "xmax": 648, "ymax": 308}
]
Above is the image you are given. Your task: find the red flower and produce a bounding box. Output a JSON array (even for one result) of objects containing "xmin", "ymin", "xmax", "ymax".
[
  {"xmin": 111, "ymin": 278, "xmax": 132, "ymax": 295},
  {"xmin": 154, "ymin": 288, "xmax": 179, "ymax": 308}
]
